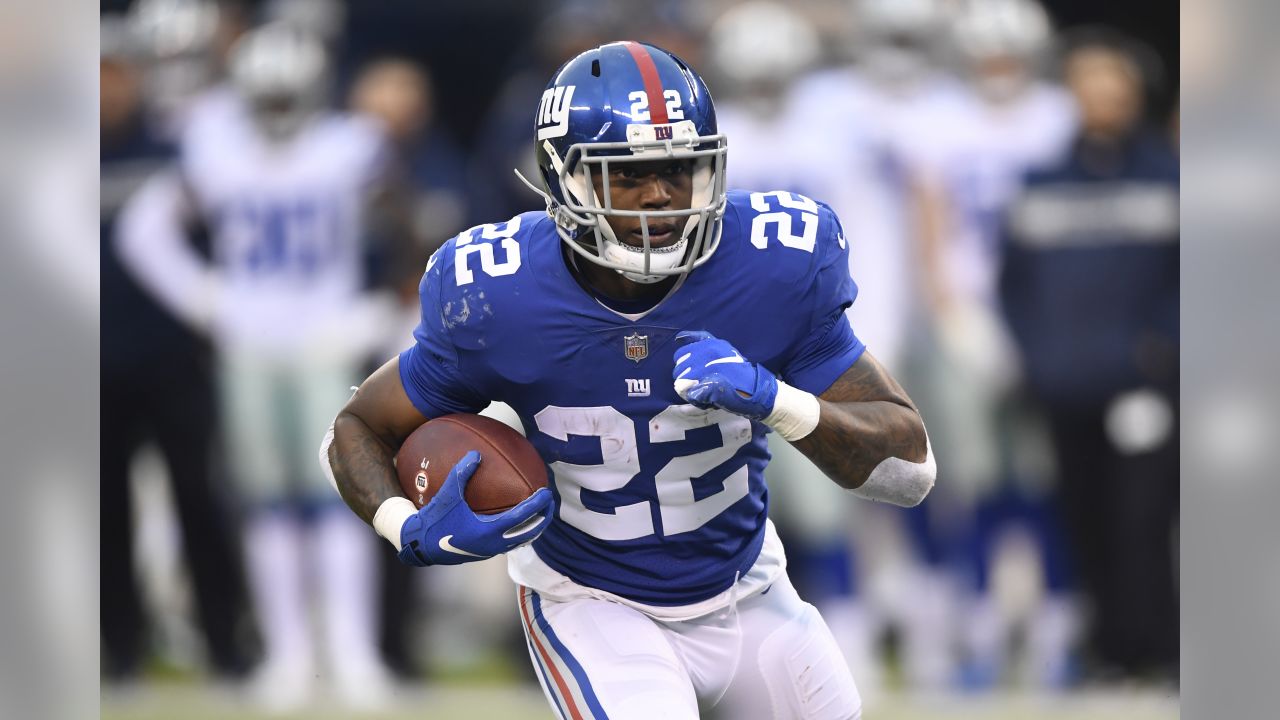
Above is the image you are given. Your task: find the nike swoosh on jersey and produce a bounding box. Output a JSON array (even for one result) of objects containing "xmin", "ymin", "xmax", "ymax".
[
  {"xmin": 706, "ymin": 354, "xmax": 746, "ymax": 366},
  {"xmin": 438, "ymin": 535, "xmax": 485, "ymax": 558}
]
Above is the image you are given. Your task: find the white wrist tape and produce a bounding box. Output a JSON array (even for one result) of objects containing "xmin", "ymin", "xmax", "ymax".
[
  {"xmin": 763, "ymin": 381, "xmax": 821, "ymax": 441},
  {"xmin": 850, "ymin": 433, "xmax": 936, "ymax": 507},
  {"xmin": 373, "ymin": 497, "xmax": 418, "ymax": 552}
]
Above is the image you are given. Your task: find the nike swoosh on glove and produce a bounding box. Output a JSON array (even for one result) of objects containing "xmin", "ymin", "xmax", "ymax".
[
  {"xmin": 398, "ymin": 450, "xmax": 555, "ymax": 567},
  {"xmin": 672, "ymin": 330, "xmax": 779, "ymax": 420}
]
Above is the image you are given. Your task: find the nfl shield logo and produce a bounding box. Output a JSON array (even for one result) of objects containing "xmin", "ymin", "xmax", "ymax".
[{"xmin": 624, "ymin": 333, "xmax": 649, "ymax": 363}]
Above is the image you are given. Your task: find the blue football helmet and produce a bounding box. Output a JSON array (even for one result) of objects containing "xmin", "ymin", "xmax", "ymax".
[{"xmin": 527, "ymin": 41, "xmax": 728, "ymax": 283}]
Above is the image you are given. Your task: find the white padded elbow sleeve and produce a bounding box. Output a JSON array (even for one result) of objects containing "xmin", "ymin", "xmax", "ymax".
[
  {"xmin": 319, "ymin": 422, "xmax": 339, "ymax": 493},
  {"xmin": 850, "ymin": 432, "xmax": 936, "ymax": 507}
]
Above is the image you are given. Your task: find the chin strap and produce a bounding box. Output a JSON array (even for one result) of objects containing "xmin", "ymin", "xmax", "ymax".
[
  {"xmin": 515, "ymin": 166, "xmax": 589, "ymax": 237},
  {"xmin": 515, "ymin": 167, "xmax": 674, "ymax": 283}
]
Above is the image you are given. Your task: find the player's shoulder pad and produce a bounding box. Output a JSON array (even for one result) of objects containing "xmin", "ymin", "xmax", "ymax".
[
  {"xmin": 418, "ymin": 210, "xmax": 550, "ymax": 345},
  {"xmin": 721, "ymin": 188, "xmax": 849, "ymax": 285}
]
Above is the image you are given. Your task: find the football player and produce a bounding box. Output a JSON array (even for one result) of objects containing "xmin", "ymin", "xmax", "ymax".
[
  {"xmin": 126, "ymin": 0, "xmax": 234, "ymax": 139},
  {"xmin": 784, "ymin": 0, "xmax": 970, "ymax": 690},
  {"xmin": 911, "ymin": 0, "xmax": 1080, "ymax": 689},
  {"xmin": 324, "ymin": 42, "xmax": 935, "ymax": 719},
  {"xmin": 707, "ymin": 1, "xmax": 905, "ymax": 696},
  {"xmin": 117, "ymin": 23, "xmax": 397, "ymax": 710}
]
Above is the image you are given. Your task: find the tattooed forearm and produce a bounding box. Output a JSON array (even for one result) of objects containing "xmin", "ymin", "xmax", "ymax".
[
  {"xmin": 790, "ymin": 353, "xmax": 928, "ymax": 490},
  {"xmin": 331, "ymin": 411, "xmax": 406, "ymax": 524}
]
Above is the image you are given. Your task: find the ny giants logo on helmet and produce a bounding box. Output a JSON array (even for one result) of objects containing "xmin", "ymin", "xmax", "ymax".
[{"xmin": 536, "ymin": 85, "xmax": 576, "ymax": 140}]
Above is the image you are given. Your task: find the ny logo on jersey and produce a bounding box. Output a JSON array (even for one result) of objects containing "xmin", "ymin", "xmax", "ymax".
[
  {"xmin": 624, "ymin": 332, "xmax": 648, "ymax": 362},
  {"xmin": 625, "ymin": 378, "xmax": 651, "ymax": 397}
]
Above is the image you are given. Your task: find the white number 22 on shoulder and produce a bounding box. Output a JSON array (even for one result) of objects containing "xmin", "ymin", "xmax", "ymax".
[
  {"xmin": 454, "ymin": 216, "xmax": 522, "ymax": 285},
  {"xmin": 748, "ymin": 191, "xmax": 819, "ymax": 253}
]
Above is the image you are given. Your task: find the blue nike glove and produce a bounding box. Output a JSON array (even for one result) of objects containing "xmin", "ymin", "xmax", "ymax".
[
  {"xmin": 672, "ymin": 330, "xmax": 779, "ymax": 420},
  {"xmin": 397, "ymin": 450, "xmax": 555, "ymax": 567}
]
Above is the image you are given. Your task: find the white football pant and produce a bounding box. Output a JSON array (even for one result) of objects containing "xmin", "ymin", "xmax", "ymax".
[{"xmin": 518, "ymin": 572, "xmax": 861, "ymax": 720}]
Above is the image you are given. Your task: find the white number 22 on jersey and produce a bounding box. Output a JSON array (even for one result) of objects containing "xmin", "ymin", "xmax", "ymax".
[
  {"xmin": 453, "ymin": 217, "xmax": 523, "ymax": 286},
  {"xmin": 748, "ymin": 191, "xmax": 819, "ymax": 253},
  {"xmin": 533, "ymin": 404, "xmax": 752, "ymax": 541}
]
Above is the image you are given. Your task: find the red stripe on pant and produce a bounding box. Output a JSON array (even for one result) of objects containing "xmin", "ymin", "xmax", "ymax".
[{"xmin": 519, "ymin": 586, "xmax": 585, "ymax": 720}]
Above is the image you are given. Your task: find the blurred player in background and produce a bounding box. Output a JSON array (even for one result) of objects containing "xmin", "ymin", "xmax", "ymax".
[
  {"xmin": 706, "ymin": 1, "xmax": 821, "ymax": 190},
  {"xmin": 908, "ymin": 0, "xmax": 1081, "ymax": 690},
  {"xmin": 325, "ymin": 41, "xmax": 936, "ymax": 719},
  {"xmin": 783, "ymin": 0, "xmax": 972, "ymax": 691},
  {"xmin": 1000, "ymin": 29, "xmax": 1179, "ymax": 682},
  {"xmin": 117, "ymin": 22, "xmax": 399, "ymax": 711},
  {"xmin": 101, "ymin": 13, "xmax": 253, "ymax": 684},
  {"xmin": 125, "ymin": 0, "xmax": 244, "ymax": 139},
  {"xmin": 707, "ymin": 0, "xmax": 914, "ymax": 696},
  {"xmin": 347, "ymin": 54, "xmax": 474, "ymax": 677},
  {"xmin": 796, "ymin": 0, "xmax": 969, "ymax": 136}
]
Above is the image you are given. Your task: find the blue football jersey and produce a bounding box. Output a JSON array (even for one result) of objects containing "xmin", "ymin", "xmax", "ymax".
[{"xmin": 399, "ymin": 189, "xmax": 865, "ymax": 605}]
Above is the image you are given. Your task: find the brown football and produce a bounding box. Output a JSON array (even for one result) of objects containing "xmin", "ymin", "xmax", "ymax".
[{"xmin": 395, "ymin": 414, "xmax": 547, "ymax": 513}]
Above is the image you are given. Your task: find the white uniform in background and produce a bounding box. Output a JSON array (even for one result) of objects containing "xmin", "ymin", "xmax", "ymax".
[
  {"xmin": 711, "ymin": 0, "xmax": 968, "ymax": 698},
  {"xmin": 117, "ymin": 25, "xmax": 395, "ymax": 711},
  {"xmin": 717, "ymin": 88, "xmax": 897, "ymax": 706},
  {"xmin": 914, "ymin": 0, "xmax": 1078, "ymax": 395},
  {"xmin": 915, "ymin": 80, "xmax": 1079, "ymax": 690},
  {"xmin": 788, "ymin": 67, "xmax": 973, "ymax": 374},
  {"xmin": 907, "ymin": 0, "xmax": 1082, "ymax": 690},
  {"xmin": 753, "ymin": 0, "xmax": 995, "ymax": 691},
  {"xmin": 176, "ymin": 86, "xmax": 392, "ymax": 359},
  {"xmin": 906, "ymin": 73, "xmax": 1076, "ymax": 505},
  {"xmin": 786, "ymin": 64, "xmax": 979, "ymax": 694},
  {"xmin": 920, "ymin": 83, "xmax": 1077, "ymax": 312}
]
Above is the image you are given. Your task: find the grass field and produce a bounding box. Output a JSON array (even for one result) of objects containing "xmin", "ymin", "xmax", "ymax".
[{"xmin": 102, "ymin": 680, "xmax": 1179, "ymax": 720}]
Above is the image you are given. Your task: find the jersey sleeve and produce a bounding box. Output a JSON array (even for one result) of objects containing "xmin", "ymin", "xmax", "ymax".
[
  {"xmin": 397, "ymin": 242, "xmax": 491, "ymax": 418},
  {"xmin": 778, "ymin": 204, "xmax": 866, "ymax": 395}
]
